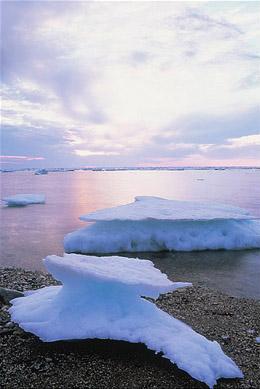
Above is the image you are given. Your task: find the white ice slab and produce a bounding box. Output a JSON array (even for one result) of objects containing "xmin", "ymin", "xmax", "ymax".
[
  {"xmin": 2, "ymin": 193, "xmax": 45, "ymax": 206},
  {"xmin": 9, "ymin": 254, "xmax": 243, "ymax": 388},
  {"xmin": 44, "ymin": 254, "xmax": 189, "ymax": 298},
  {"xmin": 64, "ymin": 219, "xmax": 260, "ymax": 254},
  {"xmin": 80, "ymin": 196, "xmax": 255, "ymax": 222}
]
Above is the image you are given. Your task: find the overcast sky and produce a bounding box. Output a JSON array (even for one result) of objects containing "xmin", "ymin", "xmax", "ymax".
[{"xmin": 1, "ymin": 1, "xmax": 260, "ymax": 169}]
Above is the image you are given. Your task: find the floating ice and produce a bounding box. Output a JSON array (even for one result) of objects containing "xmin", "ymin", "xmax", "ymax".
[
  {"xmin": 9, "ymin": 254, "xmax": 243, "ymax": 388},
  {"xmin": 2, "ymin": 194, "xmax": 45, "ymax": 207},
  {"xmin": 80, "ymin": 196, "xmax": 254, "ymax": 222},
  {"xmin": 64, "ymin": 196, "xmax": 260, "ymax": 253},
  {"xmin": 35, "ymin": 168, "xmax": 48, "ymax": 175}
]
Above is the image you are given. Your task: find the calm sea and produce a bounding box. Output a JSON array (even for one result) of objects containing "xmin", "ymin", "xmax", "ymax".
[{"xmin": 1, "ymin": 169, "xmax": 260, "ymax": 299}]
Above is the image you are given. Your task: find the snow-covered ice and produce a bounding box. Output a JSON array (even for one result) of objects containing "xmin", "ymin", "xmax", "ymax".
[
  {"xmin": 2, "ymin": 194, "xmax": 45, "ymax": 207},
  {"xmin": 80, "ymin": 196, "xmax": 254, "ymax": 222},
  {"xmin": 64, "ymin": 196, "xmax": 260, "ymax": 254},
  {"xmin": 9, "ymin": 254, "xmax": 243, "ymax": 388}
]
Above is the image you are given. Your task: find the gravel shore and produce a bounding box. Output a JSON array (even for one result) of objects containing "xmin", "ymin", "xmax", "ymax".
[{"xmin": 1, "ymin": 268, "xmax": 259, "ymax": 389}]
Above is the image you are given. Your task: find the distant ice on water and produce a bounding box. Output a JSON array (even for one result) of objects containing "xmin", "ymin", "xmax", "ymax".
[
  {"xmin": 2, "ymin": 194, "xmax": 45, "ymax": 206},
  {"xmin": 34, "ymin": 168, "xmax": 48, "ymax": 175}
]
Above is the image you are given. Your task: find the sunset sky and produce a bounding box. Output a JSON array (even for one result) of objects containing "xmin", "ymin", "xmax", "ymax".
[{"xmin": 1, "ymin": 1, "xmax": 260, "ymax": 169}]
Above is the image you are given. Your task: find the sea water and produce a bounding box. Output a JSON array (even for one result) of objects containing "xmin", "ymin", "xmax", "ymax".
[{"xmin": 1, "ymin": 169, "xmax": 260, "ymax": 298}]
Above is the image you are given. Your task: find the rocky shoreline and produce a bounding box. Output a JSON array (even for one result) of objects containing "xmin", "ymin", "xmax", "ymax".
[{"xmin": 1, "ymin": 267, "xmax": 259, "ymax": 388}]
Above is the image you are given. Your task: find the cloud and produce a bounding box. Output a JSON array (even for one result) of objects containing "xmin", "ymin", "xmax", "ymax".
[
  {"xmin": 172, "ymin": 8, "xmax": 243, "ymax": 36},
  {"xmin": 152, "ymin": 107, "xmax": 260, "ymax": 145},
  {"xmin": 1, "ymin": 1, "xmax": 260, "ymax": 168},
  {"xmin": 225, "ymin": 134, "xmax": 260, "ymax": 148},
  {"xmin": 75, "ymin": 150, "xmax": 120, "ymax": 157},
  {"xmin": 0, "ymin": 155, "xmax": 45, "ymax": 161}
]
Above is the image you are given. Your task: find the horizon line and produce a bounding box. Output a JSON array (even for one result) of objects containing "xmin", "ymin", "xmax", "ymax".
[{"xmin": 1, "ymin": 165, "xmax": 260, "ymax": 172}]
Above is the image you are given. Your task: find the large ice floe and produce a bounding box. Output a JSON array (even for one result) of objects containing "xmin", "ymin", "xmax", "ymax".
[
  {"xmin": 2, "ymin": 194, "xmax": 45, "ymax": 207},
  {"xmin": 9, "ymin": 254, "xmax": 243, "ymax": 388},
  {"xmin": 64, "ymin": 196, "xmax": 260, "ymax": 253}
]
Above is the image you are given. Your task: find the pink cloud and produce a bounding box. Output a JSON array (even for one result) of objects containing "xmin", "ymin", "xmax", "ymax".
[
  {"xmin": 0, "ymin": 155, "xmax": 45, "ymax": 161},
  {"xmin": 139, "ymin": 156, "xmax": 260, "ymax": 168}
]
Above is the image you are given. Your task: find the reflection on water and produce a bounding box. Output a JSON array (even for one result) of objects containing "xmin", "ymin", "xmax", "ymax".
[{"xmin": 0, "ymin": 170, "xmax": 260, "ymax": 298}]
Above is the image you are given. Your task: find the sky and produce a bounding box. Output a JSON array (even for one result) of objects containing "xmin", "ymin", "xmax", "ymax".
[{"xmin": 1, "ymin": 1, "xmax": 260, "ymax": 169}]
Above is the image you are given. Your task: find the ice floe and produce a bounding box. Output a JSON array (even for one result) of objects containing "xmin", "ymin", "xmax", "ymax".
[
  {"xmin": 2, "ymin": 194, "xmax": 45, "ymax": 206},
  {"xmin": 64, "ymin": 196, "xmax": 260, "ymax": 253},
  {"xmin": 80, "ymin": 196, "xmax": 254, "ymax": 222},
  {"xmin": 34, "ymin": 168, "xmax": 48, "ymax": 175},
  {"xmin": 9, "ymin": 254, "xmax": 243, "ymax": 388}
]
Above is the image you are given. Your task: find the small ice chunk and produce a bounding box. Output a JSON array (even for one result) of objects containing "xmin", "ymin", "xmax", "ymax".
[
  {"xmin": 35, "ymin": 168, "xmax": 48, "ymax": 175},
  {"xmin": 2, "ymin": 194, "xmax": 45, "ymax": 206},
  {"xmin": 256, "ymin": 337, "xmax": 260, "ymax": 344},
  {"xmin": 9, "ymin": 254, "xmax": 243, "ymax": 388}
]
